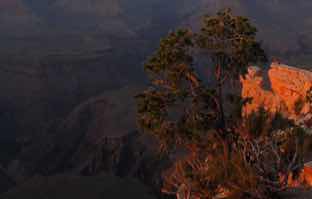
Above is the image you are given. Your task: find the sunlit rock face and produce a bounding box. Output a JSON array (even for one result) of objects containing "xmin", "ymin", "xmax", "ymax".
[
  {"xmin": 241, "ymin": 63, "xmax": 312, "ymax": 120},
  {"xmin": 241, "ymin": 64, "xmax": 312, "ymax": 188},
  {"xmin": 302, "ymin": 162, "xmax": 312, "ymax": 186},
  {"xmin": 269, "ymin": 63, "xmax": 312, "ymax": 115},
  {"xmin": 240, "ymin": 65, "xmax": 285, "ymax": 116}
]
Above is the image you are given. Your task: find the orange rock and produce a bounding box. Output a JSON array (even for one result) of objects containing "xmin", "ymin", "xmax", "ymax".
[
  {"xmin": 240, "ymin": 65, "xmax": 286, "ymax": 116},
  {"xmin": 302, "ymin": 162, "xmax": 312, "ymax": 186},
  {"xmin": 241, "ymin": 63, "xmax": 312, "ymax": 120},
  {"xmin": 241, "ymin": 63, "xmax": 312, "ymax": 188},
  {"xmin": 278, "ymin": 163, "xmax": 312, "ymax": 188}
]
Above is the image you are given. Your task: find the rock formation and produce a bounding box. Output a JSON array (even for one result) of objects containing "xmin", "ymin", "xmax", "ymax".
[
  {"xmin": 241, "ymin": 63, "xmax": 312, "ymax": 188},
  {"xmin": 241, "ymin": 63, "xmax": 312, "ymax": 121},
  {"xmin": 7, "ymin": 87, "xmax": 166, "ymax": 192},
  {"xmin": 241, "ymin": 65, "xmax": 285, "ymax": 116},
  {"xmin": 8, "ymin": 87, "xmax": 137, "ymax": 177}
]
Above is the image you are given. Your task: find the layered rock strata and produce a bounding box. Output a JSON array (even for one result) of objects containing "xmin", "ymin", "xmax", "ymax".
[{"xmin": 241, "ymin": 63, "xmax": 312, "ymax": 121}]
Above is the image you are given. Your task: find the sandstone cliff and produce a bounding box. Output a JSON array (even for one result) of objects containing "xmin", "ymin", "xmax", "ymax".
[{"xmin": 241, "ymin": 63, "xmax": 312, "ymax": 122}]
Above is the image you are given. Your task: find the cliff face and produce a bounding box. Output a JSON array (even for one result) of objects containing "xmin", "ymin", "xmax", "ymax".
[{"xmin": 241, "ymin": 63, "xmax": 312, "ymax": 120}]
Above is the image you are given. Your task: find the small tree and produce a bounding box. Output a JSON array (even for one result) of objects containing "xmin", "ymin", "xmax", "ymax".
[
  {"xmin": 195, "ymin": 9, "xmax": 267, "ymax": 164},
  {"xmin": 197, "ymin": 8, "xmax": 267, "ymax": 129},
  {"xmin": 136, "ymin": 29, "xmax": 218, "ymax": 151},
  {"xmin": 136, "ymin": 9, "xmax": 305, "ymax": 199}
]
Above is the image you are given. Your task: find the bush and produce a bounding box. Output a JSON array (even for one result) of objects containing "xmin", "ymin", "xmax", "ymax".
[{"xmin": 162, "ymin": 111, "xmax": 306, "ymax": 199}]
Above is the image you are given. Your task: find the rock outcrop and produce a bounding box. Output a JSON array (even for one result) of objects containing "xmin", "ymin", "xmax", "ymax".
[
  {"xmin": 241, "ymin": 63, "xmax": 312, "ymax": 189},
  {"xmin": 241, "ymin": 63, "xmax": 312, "ymax": 121}
]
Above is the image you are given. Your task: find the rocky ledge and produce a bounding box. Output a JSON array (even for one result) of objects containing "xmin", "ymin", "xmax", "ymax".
[{"xmin": 241, "ymin": 62, "xmax": 312, "ymax": 122}]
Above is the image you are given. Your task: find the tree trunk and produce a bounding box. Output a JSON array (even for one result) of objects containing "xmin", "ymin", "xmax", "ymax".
[
  {"xmin": 218, "ymin": 82, "xmax": 225, "ymax": 129},
  {"xmin": 214, "ymin": 129, "xmax": 230, "ymax": 179},
  {"xmin": 215, "ymin": 63, "xmax": 230, "ymax": 168},
  {"xmin": 216, "ymin": 64, "xmax": 225, "ymax": 130}
]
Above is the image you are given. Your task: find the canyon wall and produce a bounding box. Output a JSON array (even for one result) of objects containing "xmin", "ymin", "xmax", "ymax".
[{"xmin": 241, "ymin": 63, "xmax": 312, "ymax": 121}]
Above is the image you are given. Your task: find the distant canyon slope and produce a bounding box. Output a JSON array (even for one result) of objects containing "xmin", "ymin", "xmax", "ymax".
[
  {"xmin": 1, "ymin": 0, "xmax": 312, "ymax": 65},
  {"xmin": 2, "ymin": 0, "xmax": 312, "ymax": 143},
  {"xmin": 3, "ymin": 1, "xmax": 312, "ymax": 187},
  {"xmin": 2, "ymin": 0, "xmax": 312, "ymax": 63}
]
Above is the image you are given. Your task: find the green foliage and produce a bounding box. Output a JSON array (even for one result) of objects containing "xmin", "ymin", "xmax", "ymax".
[
  {"xmin": 197, "ymin": 8, "xmax": 267, "ymax": 78},
  {"xmin": 136, "ymin": 8, "xmax": 306, "ymax": 199},
  {"xmin": 136, "ymin": 9, "xmax": 267, "ymax": 151},
  {"xmin": 136, "ymin": 30, "xmax": 218, "ymax": 151},
  {"xmin": 144, "ymin": 29, "xmax": 194, "ymax": 78},
  {"xmin": 196, "ymin": 8, "xmax": 267, "ymax": 130}
]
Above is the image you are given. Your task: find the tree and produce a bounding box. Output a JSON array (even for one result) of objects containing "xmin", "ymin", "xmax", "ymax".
[
  {"xmin": 196, "ymin": 9, "xmax": 267, "ymax": 163},
  {"xmin": 197, "ymin": 8, "xmax": 267, "ymax": 129},
  {"xmin": 136, "ymin": 29, "xmax": 217, "ymax": 151},
  {"xmin": 161, "ymin": 111, "xmax": 305, "ymax": 199},
  {"xmin": 136, "ymin": 9, "xmax": 305, "ymax": 199}
]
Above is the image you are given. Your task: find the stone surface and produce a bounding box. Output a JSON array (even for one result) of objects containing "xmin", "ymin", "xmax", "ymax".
[
  {"xmin": 302, "ymin": 162, "xmax": 312, "ymax": 186},
  {"xmin": 241, "ymin": 63, "xmax": 312, "ymax": 120}
]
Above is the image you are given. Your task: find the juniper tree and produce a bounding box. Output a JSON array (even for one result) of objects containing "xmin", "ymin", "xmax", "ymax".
[
  {"xmin": 137, "ymin": 9, "xmax": 266, "ymax": 155},
  {"xmin": 136, "ymin": 29, "xmax": 218, "ymax": 151},
  {"xmin": 136, "ymin": 9, "xmax": 305, "ymax": 199},
  {"xmin": 197, "ymin": 8, "xmax": 267, "ymax": 130}
]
